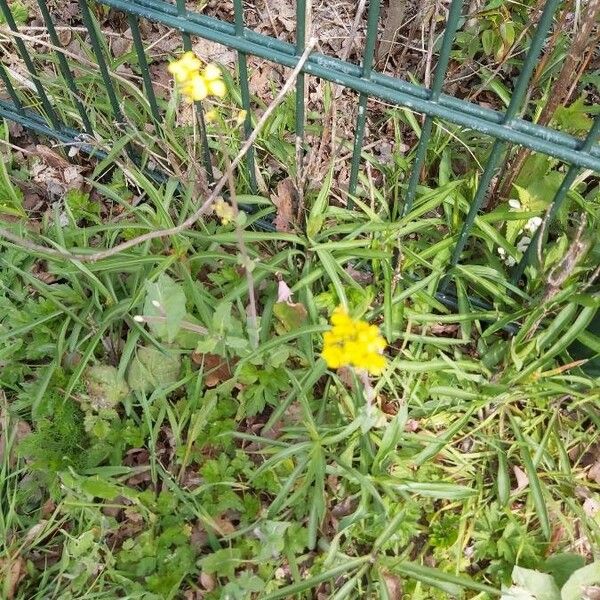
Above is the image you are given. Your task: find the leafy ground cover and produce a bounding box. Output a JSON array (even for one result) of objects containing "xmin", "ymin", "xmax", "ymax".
[{"xmin": 1, "ymin": 0, "xmax": 600, "ymax": 598}]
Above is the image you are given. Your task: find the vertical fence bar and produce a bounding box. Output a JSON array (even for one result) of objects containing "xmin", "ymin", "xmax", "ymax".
[
  {"xmin": 78, "ymin": 0, "xmax": 125, "ymax": 123},
  {"xmin": 0, "ymin": 62, "xmax": 25, "ymax": 115},
  {"xmin": 127, "ymin": 15, "xmax": 162, "ymax": 126},
  {"xmin": 232, "ymin": 0, "xmax": 258, "ymax": 193},
  {"xmin": 347, "ymin": 0, "xmax": 381, "ymax": 206},
  {"xmin": 0, "ymin": 0, "xmax": 62, "ymax": 130},
  {"xmin": 36, "ymin": 0, "xmax": 94, "ymax": 135},
  {"xmin": 175, "ymin": 0, "xmax": 214, "ymax": 183},
  {"xmin": 511, "ymin": 114, "xmax": 600, "ymax": 285},
  {"xmin": 439, "ymin": 0, "xmax": 563, "ymax": 292},
  {"xmin": 295, "ymin": 0, "xmax": 307, "ymax": 144},
  {"xmin": 400, "ymin": 0, "xmax": 463, "ymax": 218}
]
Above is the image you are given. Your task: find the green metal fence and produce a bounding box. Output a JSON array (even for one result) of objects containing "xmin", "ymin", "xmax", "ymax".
[{"xmin": 0, "ymin": 0, "xmax": 599, "ymax": 297}]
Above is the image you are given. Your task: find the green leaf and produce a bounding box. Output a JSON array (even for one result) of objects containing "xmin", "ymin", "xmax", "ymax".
[
  {"xmin": 127, "ymin": 346, "xmax": 181, "ymax": 393},
  {"xmin": 85, "ymin": 365, "xmax": 129, "ymax": 410},
  {"xmin": 81, "ymin": 476, "xmax": 121, "ymax": 500},
  {"xmin": 510, "ymin": 566, "xmax": 561, "ymax": 600},
  {"xmin": 553, "ymin": 97, "xmax": 593, "ymax": 135},
  {"xmin": 198, "ymin": 548, "xmax": 242, "ymax": 579},
  {"xmin": 144, "ymin": 274, "xmax": 186, "ymax": 343},
  {"xmin": 273, "ymin": 302, "xmax": 308, "ymax": 333},
  {"xmin": 543, "ymin": 554, "xmax": 586, "ymax": 589},
  {"xmin": 561, "ymin": 561, "xmax": 600, "ymax": 600},
  {"xmin": 482, "ymin": 29, "xmax": 495, "ymax": 55},
  {"xmin": 499, "ymin": 21, "xmax": 515, "ymax": 46}
]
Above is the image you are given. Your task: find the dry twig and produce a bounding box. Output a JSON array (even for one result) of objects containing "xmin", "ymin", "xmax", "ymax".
[{"xmin": 0, "ymin": 39, "xmax": 317, "ymax": 263}]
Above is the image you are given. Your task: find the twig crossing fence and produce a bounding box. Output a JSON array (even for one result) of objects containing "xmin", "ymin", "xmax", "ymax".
[{"xmin": 0, "ymin": 0, "xmax": 599, "ymax": 291}]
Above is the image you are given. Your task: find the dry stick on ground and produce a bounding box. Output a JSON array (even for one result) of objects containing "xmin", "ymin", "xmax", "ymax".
[
  {"xmin": 0, "ymin": 39, "xmax": 317, "ymax": 263},
  {"xmin": 494, "ymin": 0, "xmax": 600, "ymax": 202}
]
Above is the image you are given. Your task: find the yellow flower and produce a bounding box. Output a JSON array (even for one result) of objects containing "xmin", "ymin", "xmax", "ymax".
[
  {"xmin": 181, "ymin": 73, "xmax": 208, "ymax": 101},
  {"xmin": 168, "ymin": 54, "xmax": 227, "ymax": 102},
  {"xmin": 235, "ymin": 109, "xmax": 247, "ymax": 125},
  {"xmin": 321, "ymin": 307, "xmax": 386, "ymax": 375},
  {"xmin": 213, "ymin": 198, "xmax": 234, "ymax": 225},
  {"xmin": 204, "ymin": 109, "xmax": 218, "ymax": 123},
  {"xmin": 167, "ymin": 51, "xmax": 201, "ymax": 83}
]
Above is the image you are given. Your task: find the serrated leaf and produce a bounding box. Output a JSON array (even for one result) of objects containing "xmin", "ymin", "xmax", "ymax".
[
  {"xmin": 144, "ymin": 274, "xmax": 186, "ymax": 342},
  {"xmin": 127, "ymin": 346, "xmax": 181, "ymax": 393},
  {"xmin": 85, "ymin": 365, "xmax": 129, "ymax": 409}
]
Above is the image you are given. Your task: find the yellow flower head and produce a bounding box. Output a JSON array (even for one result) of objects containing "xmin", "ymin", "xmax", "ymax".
[
  {"xmin": 168, "ymin": 51, "xmax": 201, "ymax": 83},
  {"xmin": 321, "ymin": 307, "xmax": 386, "ymax": 375},
  {"xmin": 213, "ymin": 198, "xmax": 234, "ymax": 225},
  {"xmin": 168, "ymin": 54, "xmax": 227, "ymax": 102}
]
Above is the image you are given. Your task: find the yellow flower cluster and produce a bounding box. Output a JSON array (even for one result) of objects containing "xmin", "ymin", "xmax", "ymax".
[
  {"xmin": 168, "ymin": 52, "xmax": 226, "ymax": 102},
  {"xmin": 321, "ymin": 307, "xmax": 386, "ymax": 375},
  {"xmin": 213, "ymin": 198, "xmax": 234, "ymax": 225}
]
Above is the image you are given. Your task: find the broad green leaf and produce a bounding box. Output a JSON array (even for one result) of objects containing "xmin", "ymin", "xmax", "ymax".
[
  {"xmin": 81, "ymin": 476, "xmax": 121, "ymax": 500},
  {"xmin": 127, "ymin": 346, "xmax": 181, "ymax": 393},
  {"xmin": 543, "ymin": 554, "xmax": 586, "ymax": 589},
  {"xmin": 561, "ymin": 561, "xmax": 600, "ymax": 600},
  {"xmin": 84, "ymin": 365, "xmax": 129, "ymax": 409},
  {"xmin": 510, "ymin": 566, "xmax": 561, "ymax": 600},
  {"xmin": 144, "ymin": 274, "xmax": 186, "ymax": 342},
  {"xmin": 273, "ymin": 301, "xmax": 308, "ymax": 333}
]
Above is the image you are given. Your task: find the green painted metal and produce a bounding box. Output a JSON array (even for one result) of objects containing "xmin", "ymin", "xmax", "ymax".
[
  {"xmin": 511, "ymin": 114, "xmax": 600, "ymax": 284},
  {"xmin": 233, "ymin": 0, "xmax": 258, "ymax": 193},
  {"xmin": 0, "ymin": 62, "xmax": 25, "ymax": 115},
  {"xmin": 176, "ymin": 0, "xmax": 214, "ymax": 182},
  {"xmin": 128, "ymin": 14, "xmax": 161, "ymax": 125},
  {"xmin": 401, "ymin": 0, "xmax": 464, "ymax": 218},
  {"xmin": 440, "ymin": 0, "xmax": 563, "ymax": 292},
  {"xmin": 295, "ymin": 0, "xmax": 307, "ymax": 145},
  {"xmin": 347, "ymin": 0, "xmax": 381, "ymax": 205},
  {"xmin": 0, "ymin": 0, "xmax": 62, "ymax": 129},
  {"xmin": 83, "ymin": 0, "xmax": 600, "ymax": 172},
  {"xmin": 35, "ymin": 0, "xmax": 94, "ymax": 134}
]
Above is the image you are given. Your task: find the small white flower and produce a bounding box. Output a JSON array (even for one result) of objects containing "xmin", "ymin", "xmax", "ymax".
[
  {"xmin": 497, "ymin": 246, "xmax": 516, "ymax": 267},
  {"xmin": 525, "ymin": 216, "xmax": 542, "ymax": 234},
  {"xmin": 497, "ymin": 247, "xmax": 507, "ymax": 259},
  {"xmin": 505, "ymin": 255, "xmax": 517, "ymax": 267},
  {"xmin": 517, "ymin": 236, "xmax": 531, "ymax": 253},
  {"xmin": 508, "ymin": 199, "xmax": 521, "ymax": 211}
]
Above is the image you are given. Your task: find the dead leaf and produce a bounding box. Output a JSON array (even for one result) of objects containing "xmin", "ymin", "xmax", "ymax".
[
  {"xmin": 0, "ymin": 420, "xmax": 32, "ymax": 467},
  {"xmin": 191, "ymin": 353, "xmax": 233, "ymax": 387},
  {"xmin": 588, "ymin": 461, "xmax": 600, "ymax": 484},
  {"xmin": 583, "ymin": 497, "xmax": 600, "ymax": 517},
  {"xmin": 381, "ymin": 571, "xmax": 403, "ymax": 599},
  {"xmin": 34, "ymin": 144, "xmax": 69, "ymax": 169},
  {"xmin": 513, "ymin": 466, "xmax": 529, "ymax": 492},
  {"xmin": 272, "ymin": 178, "xmax": 296, "ymax": 232},
  {"xmin": 200, "ymin": 571, "xmax": 216, "ymax": 591},
  {"xmin": 0, "ymin": 555, "xmax": 26, "ymax": 599},
  {"xmin": 584, "ymin": 586, "xmax": 600, "ymax": 600}
]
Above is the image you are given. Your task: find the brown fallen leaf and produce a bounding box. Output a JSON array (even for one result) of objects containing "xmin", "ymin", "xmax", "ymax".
[
  {"xmin": 512, "ymin": 466, "xmax": 529, "ymax": 492},
  {"xmin": 191, "ymin": 353, "xmax": 234, "ymax": 387},
  {"xmin": 272, "ymin": 178, "xmax": 297, "ymax": 233},
  {"xmin": 381, "ymin": 571, "xmax": 403, "ymax": 599},
  {"xmin": 0, "ymin": 555, "xmax": 26, "ymax": 600}
]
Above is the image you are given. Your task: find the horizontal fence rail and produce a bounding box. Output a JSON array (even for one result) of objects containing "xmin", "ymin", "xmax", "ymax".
[{"xmin": 0, "ymin": 0, "xmax": 599, "ymax": 307}]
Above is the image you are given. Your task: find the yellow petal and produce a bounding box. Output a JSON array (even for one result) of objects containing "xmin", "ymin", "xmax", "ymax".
[
  {"xmin": 207, "ymin": 79, "xmax": 227, "ymax": 98},
  {"xmin": 203, "ymin": 63, "xmax": 221, "ymax": 81}
]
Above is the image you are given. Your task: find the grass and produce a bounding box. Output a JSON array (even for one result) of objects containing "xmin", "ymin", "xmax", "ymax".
[{"xmin": 1, "ymin": 1, "xmax": 600, "ymax": 598}]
